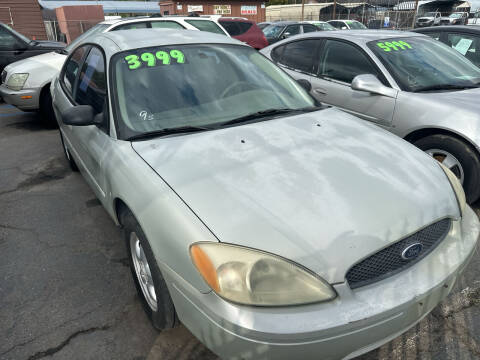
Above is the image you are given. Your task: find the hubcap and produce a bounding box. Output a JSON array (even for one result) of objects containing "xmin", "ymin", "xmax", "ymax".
[
  {"xmin": 130, "ymin": 232, "xmax": 157, "ymax": 311},
  {"xmin": 426, "ymin": 148, "xmax": 464, "ymax": 184}
]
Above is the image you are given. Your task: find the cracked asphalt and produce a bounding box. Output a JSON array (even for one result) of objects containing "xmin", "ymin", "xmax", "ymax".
[{"xmin": 1, "ymin": 103, "xmax": 479, "ymax": 360}]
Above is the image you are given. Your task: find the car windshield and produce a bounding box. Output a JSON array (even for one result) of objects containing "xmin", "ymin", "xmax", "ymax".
[
  {"xmin": 368, "ymin": 36, "xmax": 480, "ymax": 92},
  {"xmin": 424, "ymin": 12, "xmax": 436, "ymax": 17},
  {"xmin": 65, "ymin": 23, "xmax": 109, "ymax": 52},
  {"xmin": 314, "ymin": 22, "xmax": 336, "ymax": 31},
  {"xmin": 347, "ymin": 21, "xmax": 367, "ymax": 29},
  {"xmin": 111, "ymin": 44, "xmax": 315, "ymax": 139},
  {"xmin": 263, "ymin": 25, "xmax": 284, "ymax": 38},
  {"xmin": 1, "ymin": 23, "xmax": 30, "ymax": 43}
]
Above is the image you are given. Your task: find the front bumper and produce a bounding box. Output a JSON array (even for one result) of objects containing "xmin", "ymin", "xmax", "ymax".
[
  {"xmin": 163, "ymin": 206, "xmax": 479, "ymax": 360},
  {"xmin": 415, "ymin": 21, "xmax": 433, "ymax": 27},
  {"xmin": 0, "ymin": 84, "xmax": 40, "ymax": 110}
]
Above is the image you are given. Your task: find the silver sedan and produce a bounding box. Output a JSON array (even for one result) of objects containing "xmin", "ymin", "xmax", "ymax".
[
  {"xmin": 51, "ymin": 29, "xmax": 478, "ymax": 359},
  {"xmin": 261, "ymin": 30, "xmax": 480, "ymax": 203}
]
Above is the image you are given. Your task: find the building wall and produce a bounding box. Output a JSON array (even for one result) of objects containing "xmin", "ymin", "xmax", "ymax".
[
  {"xmin": 0, "ymin": 0, "xmax": 47, "ymax": 40},
  {"xmin": 55, "ymin": 5, "xmax": 104, "ymax": 43},
  {"xmin": 160, "ymin": 0, "xmax": 266, "ymax": 23}
]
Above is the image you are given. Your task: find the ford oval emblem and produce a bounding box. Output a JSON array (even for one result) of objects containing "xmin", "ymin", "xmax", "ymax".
[{"xmin": 401, "ymin": 243, "xmax": 423, "ymax": 260}]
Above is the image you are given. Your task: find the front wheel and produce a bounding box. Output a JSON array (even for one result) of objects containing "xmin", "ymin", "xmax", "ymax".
[
  {"xmin": 121, "ymin": 209, "xmax": 178, "ymax": 330},
  {"xmin": 414, "ymin": 134, "xmax": 480, "ymax": 204}
]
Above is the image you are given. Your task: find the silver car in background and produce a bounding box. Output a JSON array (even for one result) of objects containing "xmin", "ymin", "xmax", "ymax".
[
  {"xmin": 51, "ymin": 29, "xmax": 478, "ymax": 359},
  {"xmin": 261, "ymin": 30, "xmax": 480, "ymax": 203}
]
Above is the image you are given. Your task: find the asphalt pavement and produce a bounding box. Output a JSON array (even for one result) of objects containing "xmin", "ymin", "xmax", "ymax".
[{"xmin": 1, "ymin": 103, "xmax": 479, "ymax": 360}]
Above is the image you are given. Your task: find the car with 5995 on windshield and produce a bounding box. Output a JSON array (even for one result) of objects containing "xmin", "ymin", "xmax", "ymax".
[
  {"xmin": 51, "ymin": 29, "xmax": 478, "ymax": 360},
  {"xmin": 262, "ymin": 30, "xmax": 480, "ymax": 203}
]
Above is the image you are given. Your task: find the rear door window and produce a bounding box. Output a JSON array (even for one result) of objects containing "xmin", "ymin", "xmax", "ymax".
[
  {"xmin": 285, "ymin": 25, "xmax": 301, "ymax": 36},
  {"xmin": 185, "ymin": 20, "xmax": 225, "ymax": 35},
  {"xmin": 302, "ymin": 24, "xmax": 317, "ymax": 33},
  {"xmin": 319, "ymin": 39, "xmax": 379, "ymax": 83},
  {"xmin": 278, "ymin": 39, "xmax": 318, "ymax": 73}
]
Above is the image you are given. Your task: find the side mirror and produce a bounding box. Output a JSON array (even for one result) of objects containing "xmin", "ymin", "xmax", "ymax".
[
  {"xmin": 282, "ymin": 32, "xmax": 291, "ymax": 39},
  {"xmin": 296, "ymin": 78, "xmax": 312, "ymax": 92},
  {"xmin": 341, "ymin": 26, "xmax": 348, "ymax": 30},
  {"xmin": 351, "ymin": 74, "xmax": 397, "ymax": 98},
  {"xmin": 61, "ymin": 105, "xmax": 102, "ymax": 126}
]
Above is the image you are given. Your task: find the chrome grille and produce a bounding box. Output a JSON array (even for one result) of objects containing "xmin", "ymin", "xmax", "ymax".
[{"xmin": 346, "ymin": 218, "xmax": 451, "ymax": 289}]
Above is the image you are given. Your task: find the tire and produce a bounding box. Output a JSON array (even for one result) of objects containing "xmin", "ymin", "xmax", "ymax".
[
  {"xmin": 121, "ymin": 209, "xmax": 178, "ymax": 330},
  {"xmin": 39, "ymin": 88, "xmax": 58, "ymax": 128},
  {"xmin": 414, "ymin": 134, "xmax": 480, "ymax": 204},
  {"xmin": 59, "ymin": 130, "xmax": 79, "ymax": 172}
]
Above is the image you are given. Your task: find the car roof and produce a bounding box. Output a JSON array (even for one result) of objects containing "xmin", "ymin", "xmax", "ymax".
[
  {"xmin": 296, "ymin": 29, "xmax": 426, "ymax": 43},
  {"xmin": 414, "ymin": 25, "xmax": 480, "ymax": 33},
  {"xmin": 99, "ymin": 16, "xmax": 220, "ymax": 26},
  {"xmin": 95, "ymin": 28, "xmax": 244, "ymax": 52}
]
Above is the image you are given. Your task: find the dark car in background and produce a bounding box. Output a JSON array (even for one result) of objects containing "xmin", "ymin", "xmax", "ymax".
[
  {"xmin": 218, "ymin": 17, "xmax": 269, "ymax": 49},
  {"xmin": 413, "ymin": 25, "xmax": 480, "ymax": 67},
  {"xmin": 262, "ymin": 21, "xmax": 318, "ymax": 45},
  {"xmin": 0, "ymin": 22, "xmax": 65, "ymax": 74},
  {"xmin": 257, "ymin": 21, "xmax": 272, "ymax": 30}
]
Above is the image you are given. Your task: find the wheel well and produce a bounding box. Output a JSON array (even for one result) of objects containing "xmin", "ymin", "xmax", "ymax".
[
  {"xmin": 114, "ymin": 198, "xmax": 130, "ymax": 227},
  {"xmin": 39, "ymin": 83, "xmax": 51, "ymax": 100},
  {"xmin": 404, "ymin": 128, "xmax": 480, "ymax": 155},
  {"xmin": 39, "ymin": 83, "xmax": 51, "ymax": 109}
]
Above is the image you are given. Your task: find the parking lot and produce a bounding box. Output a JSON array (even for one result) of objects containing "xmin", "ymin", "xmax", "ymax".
[{"xmin": 0, "ymin": 102, "xmax": 479, "ymax": 360}]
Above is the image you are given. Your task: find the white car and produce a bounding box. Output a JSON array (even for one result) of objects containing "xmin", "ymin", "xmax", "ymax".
[
  {"xmin": 327, "ymin": 19, "xmax": 367, "ymax": 30},
  {"xmin": 0, "ymin": 16, "xmax": 228, "ymax": 125},
  {"xmin": 468, "ymin": 10, "xmax": 480, "ymax": 25}
]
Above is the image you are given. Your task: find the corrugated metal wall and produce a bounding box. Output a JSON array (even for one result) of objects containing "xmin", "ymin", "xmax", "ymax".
[{"xmin": 0, "ymin": 0, "xmax": 47, "ymax": 40}]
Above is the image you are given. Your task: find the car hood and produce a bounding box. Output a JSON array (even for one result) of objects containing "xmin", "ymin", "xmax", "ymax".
[
  {"xmin": 34, "ymin": 40, "xmax": 65, "ymax": 49},
  {"xmin": 5, "ymin": 52, "xmax": 67, "ymax": 78},
  {"xmin": 132, "ymin": 108, "xmax": 458, "ymax": 283}
]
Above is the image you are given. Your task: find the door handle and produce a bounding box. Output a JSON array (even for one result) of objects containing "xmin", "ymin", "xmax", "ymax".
[{"xmin": 313, "ymin": 88, "xmax": 327, "ymax": 95}]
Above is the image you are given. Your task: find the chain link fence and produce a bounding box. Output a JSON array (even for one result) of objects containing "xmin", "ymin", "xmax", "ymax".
[{"xmin": 266, "ymin": 1, "xmax": 473, "ymax": 31}]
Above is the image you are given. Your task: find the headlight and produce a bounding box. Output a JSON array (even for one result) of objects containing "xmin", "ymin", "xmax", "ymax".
[
  {"xmin": 439, "ymin": 163, "xmax": 466, "ymax": 216},
  {"xmin": 6, "ymin": 73, "xmax": 29, "ymax": 91},
  {"xmin": 190, "ymin": 242, "xmax": 336, "ymax": 306}
]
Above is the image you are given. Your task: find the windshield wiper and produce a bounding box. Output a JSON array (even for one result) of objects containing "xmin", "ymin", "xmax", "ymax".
[
  {"xmin": 56, "ymin": 49, "xmax": 69, "ymax": 55},
  {"xmin": 216, "ymin": 107, "xmax": 321, "ymax": 128},
  {"xmin": 127, "ymin": 125, "xmax": 211, "ymax": 141},
  {"xmin": 412, "ymin": 84, "xmax": 479, "ymax": 92}
]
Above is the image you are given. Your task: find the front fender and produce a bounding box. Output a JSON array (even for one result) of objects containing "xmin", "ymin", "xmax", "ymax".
[
  {"xmin": 105, "ymin": 141, "xmax": 217, "ymax": 293},
  {"xmin": 392, "ymin": 91, "xmax": 480, "ymax": 153}
]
